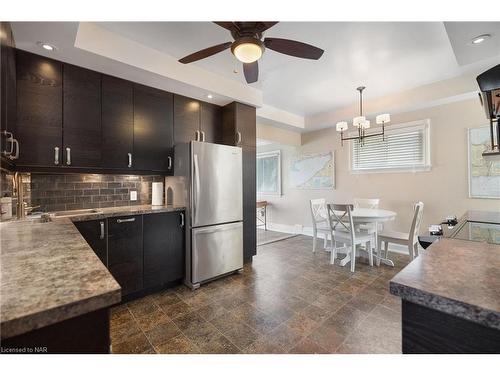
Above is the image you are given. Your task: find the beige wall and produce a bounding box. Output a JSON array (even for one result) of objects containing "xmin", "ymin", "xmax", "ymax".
[{"xmin": 257, "ymin": 99, "xmax": 500, "ymax": 235}]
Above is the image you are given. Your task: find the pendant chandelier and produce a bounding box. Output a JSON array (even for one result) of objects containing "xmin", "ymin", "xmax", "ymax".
[{"xmin": 336, "ymin": 86, "xmax": 391, "ymax": 146}]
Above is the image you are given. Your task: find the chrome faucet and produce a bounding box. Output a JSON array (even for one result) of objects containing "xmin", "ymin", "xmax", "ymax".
[{"xmin": 13, "ymin": 172, "xmax": 38, "ymax": 219}]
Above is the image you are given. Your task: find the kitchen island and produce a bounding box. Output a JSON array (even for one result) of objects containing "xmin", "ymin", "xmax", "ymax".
[
  {"xmin": 390, "ymin": 237, "xmax": 500, "ymax": 353},
  {"xmin": 0, "ymin": 205, "xmax": 184, "ymax": 354}
]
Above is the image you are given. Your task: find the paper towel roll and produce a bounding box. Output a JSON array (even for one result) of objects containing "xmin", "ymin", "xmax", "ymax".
[{"xmin": 151, "ymin": 182, "xmax": 164, "ymax": 206}]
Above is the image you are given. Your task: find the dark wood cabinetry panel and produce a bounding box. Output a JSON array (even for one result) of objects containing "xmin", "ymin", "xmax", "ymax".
[
  {"xmin": 242, "ymin": 146, "xmax": 257, "ymax": 261},
  {"xmin": 108, "ymin": 215, "xmax": 143, "ymax": 296},
  {"xmin": 15, "ymin": 50, "xmax": 62, "ymax": 167},
  {"xmin": 63, "ymin": 64, "xmax": 101, "ymax": 167},
  {"xmin": 200, "ymin": 101, "xmax": 221, "ymax": 143},
  {"xmin": 143, "ymin": 211, "xmax": 185, "ymax": 289},
  {"xmin": 74, "ymin": 219, "xmax": 107, "ymax": 266},
  {"xmin": 133, "ymin": 84, "xmax": 174, "ymax": 172},
  {"xmin": 101, "ymin": 75, "xmax": 134, "ymax": 170},
  {"xmin": 174, "ymin": 94, "xmax": 200, "ymax": 144},
  {"xmin": 235, "ymin": 102, "xmax": 256, "ymax": 148}
]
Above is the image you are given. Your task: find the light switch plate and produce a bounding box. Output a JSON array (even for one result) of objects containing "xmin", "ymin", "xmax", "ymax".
[{"xmin": 130, "ymin": 190, "xmax": 137, "ymax": 201}]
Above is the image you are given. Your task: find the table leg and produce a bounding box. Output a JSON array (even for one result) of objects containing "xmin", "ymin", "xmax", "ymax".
[
  {"xmin": 264, "ymin": 205, "xmax": 267, "ymax": 231},
  {"xmin": 372, "ymin": 227, "xmax": 395, "ymax": 267}
]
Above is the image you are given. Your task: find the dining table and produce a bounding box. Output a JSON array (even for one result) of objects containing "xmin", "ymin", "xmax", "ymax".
[{"xmin": 328, "ymin": 206, "xmax": 398, "ymax": 267}]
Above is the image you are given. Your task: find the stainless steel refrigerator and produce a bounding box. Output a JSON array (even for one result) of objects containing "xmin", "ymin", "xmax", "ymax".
[{"xmin": 174, "ymin": 141, "xmax": 243, "ymax": 289}]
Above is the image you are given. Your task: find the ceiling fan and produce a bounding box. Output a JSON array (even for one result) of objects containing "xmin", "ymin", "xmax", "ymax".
[{"xmin": 178, "ymin": 22, "xmax": 324, "ymax": 84}]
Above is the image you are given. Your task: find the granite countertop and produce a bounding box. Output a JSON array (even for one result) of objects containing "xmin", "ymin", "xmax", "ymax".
[
  {"xmin": 390, "ymin": 238, "xmax": 500, "ymax": 329},
  {"xmin": 0, "ymin": 205, "xmax": 185, "ymax": 339}
]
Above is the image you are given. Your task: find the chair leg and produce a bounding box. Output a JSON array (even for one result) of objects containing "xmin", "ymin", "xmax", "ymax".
[
  {"xmin": 350, "ymin": 245, "xmax": 356, "ymax": 272},
  {"xmin": 414, "ymin": 242, "xmax": 419, "ymax": 257},
  {"xmin": 384, "ymin": 241, "xmax": 389, "ymax": 259},
  {"xmin": 408, "ymin": 243, "xmax": 414, "ymax": 261},
  {"xmin": 368, "ymin": 240, "xmax": 373, "ymax": 267},
  {"xmin": 323, "ymin": 234, "xmax": 328, "ymax": 249},
  {"xmin": 376, "ymin": 237, "xmax": 382, "ymax": 266},
  {"xmin": 330, "ymin": 241, "xmax": 335, "ymax": 264},
  {"xmin": 312, "ymin": 231, "xmax": 317, "ymax": 253}
]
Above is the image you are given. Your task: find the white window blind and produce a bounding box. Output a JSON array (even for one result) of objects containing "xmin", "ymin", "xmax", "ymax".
[{"xmin": 351, "ymin": 121, "xmax": 430, "ymax": 172}]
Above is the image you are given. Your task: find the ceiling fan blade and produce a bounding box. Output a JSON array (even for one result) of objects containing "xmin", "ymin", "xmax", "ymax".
[
  {"xmin": 256, "ymin": 22, "xmax": 279, "ymax": 32},
  {"xmin": 178, "ymin": 42, "xmax": 232, "ymax": 64},
  {"xmin": 264, "ymin": 37, "xmax": 324, "ymax": 60},
  {"xmin": 213, "ymin": 22, "xmax": 237, "ymax": 32},
  {"xmin": 243, "ymin": 61, "xmax": 259, "ymax": 83}
]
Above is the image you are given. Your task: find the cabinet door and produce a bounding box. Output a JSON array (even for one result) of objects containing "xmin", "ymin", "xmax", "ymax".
[
  {"xmin": 235, "ymin": 102, "xmax": 256, "ymax": 148},
  {"xmin": 174, "ymin": 94, "xmax": 200, "ymax": 144},
  {"xmin": 108, "ymin": 215, "xmax": 143, "ymax": 296},
  {"xmin": 143, "ymin": 211, "xmax": 185, "ymax": 289},
  {"xmin": 74, "ymin": 220, "xmax": 107, "ymax": 266},
  {"xmin": 242, "ymin": 146, "xmax": 257, "ymax": 261},
  {"xmin": 133, "ymin": 84, "xmax": 174, "ymax": 172},
  {"xmin": 15, "ymin": 50, "xmax": 62, "ymax": 167},
  {"xmin": 200, "ymin": 102, "xmax": 221, "ymax": 143},
  {"xmin": 63, "ymin": 64, "xmax": 101, "ymax": 167},
  {"xmin": 102, "ymin": 75, "xmax": 134, "ymax": 169}
]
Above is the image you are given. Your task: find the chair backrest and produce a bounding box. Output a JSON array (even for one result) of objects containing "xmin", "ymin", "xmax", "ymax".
[
  {"xmin": 309, "ymin": 199, "xmax": 327, "ymax": 228},
  {"xmin": 354, "ymin": 198, "xmax": 380, "ymax": 209},
  {"xmin": 409, "ymin": 201, "xmax": 424, "ymax": 244},
  {"xmin": 326, "ymin": 203, "xmax": 355, "ymax": 236}
]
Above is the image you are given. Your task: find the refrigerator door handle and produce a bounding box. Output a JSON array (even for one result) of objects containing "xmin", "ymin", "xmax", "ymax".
[{"xmin": 193, "ymin": 153, "xmax": 200, "ymax": 225}]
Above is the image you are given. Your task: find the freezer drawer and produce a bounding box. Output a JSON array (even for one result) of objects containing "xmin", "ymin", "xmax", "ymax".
[{"xmin": 192, "ymin": 222, "xmax": 243, "ymax": 284}]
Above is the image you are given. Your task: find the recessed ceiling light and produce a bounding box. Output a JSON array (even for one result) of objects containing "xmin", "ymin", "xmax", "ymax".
[
  {"xmin": 37, "ymin": 41, "xmax": 56, "ymax": 51},
  {"xmin": 471, "ymin": 34, "xmax": 491, "ymax": 45},
  {"xmin": 207, "ymin": 94, "xmax": 213, "ymax": 99}
]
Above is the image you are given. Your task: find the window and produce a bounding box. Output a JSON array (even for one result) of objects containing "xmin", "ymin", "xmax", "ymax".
[
  {"xmin": 350, "ymin": 120, "xmax": 431, "ymax": 173},
  {"xmin": 257, "ymin": 150, "xmax": 281, "ymax": 195}
]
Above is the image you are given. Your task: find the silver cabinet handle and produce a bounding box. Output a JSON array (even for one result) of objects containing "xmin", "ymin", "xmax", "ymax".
[
  {"xmin": 236, "ymin": 131, "xmax": 242, "ymax": 145},
  {"xmin": 127, "ymin": 153, "xmax": 132, "ymax": 168},
  {"xmin": 201, "ymin": 131, "xmax": 206, "ymax": 142},
  {"xmin": 10, "ymin": 138, "xmax": 19, "ymax": 160},
  {"xmin": 54, "ymin": 147, "xmax": 60, "ymax": 165},
  {"xmin": 66, "ymin": 147, "xmax": 71, "ymax": 165},
  {"xmin": 1, "ymin": 131, "xmax": 14, "ymax": 156},
  {"xmin": 100, "ymin": 221, "xmax": 105, "ymax": 239},
  {"xmin": 168, "ymin": 156, "xmax": 172, "ymax": 170},
  {"xmin": 195, "ymin": 130, "xmax": 200, "ymax": 141},
  {"xmin": 117, "ymin": 217, "xmax": 135, "ymax": 223},
  {"xmin": 180, "ymin": 212, "xmax": 184, "ymax": 227}
]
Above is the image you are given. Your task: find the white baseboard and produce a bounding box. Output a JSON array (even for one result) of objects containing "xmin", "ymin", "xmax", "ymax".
[{"xmin": 265, "ymin": 222, "xmax": 410, "ymax": 255}]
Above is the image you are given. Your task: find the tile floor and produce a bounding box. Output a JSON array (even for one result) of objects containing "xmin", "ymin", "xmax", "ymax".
[{"xmin": 110, "ymin": 235, "xmax": 409, "ymax": 354}]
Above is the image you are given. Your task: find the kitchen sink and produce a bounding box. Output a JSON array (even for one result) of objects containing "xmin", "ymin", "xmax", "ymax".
[{"xmin": 51, "ymin": 208, "xmax": 104, "ymax": 217}]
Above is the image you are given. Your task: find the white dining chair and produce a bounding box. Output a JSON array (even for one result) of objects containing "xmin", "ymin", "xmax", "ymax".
[
  {"xmin": 354, "ymin": 198, "xmax": 381, "ymax": 233},
  {"xmin": 309, "ymin": 199, "xmax": 331, "ymax": 252},
  {"xmin": 326, "ymin": 203, "xmax": 375, "ymax": 272},
  {"xmin": 377, "ymin": 201, "xmax": 424, "ymax": 263}
]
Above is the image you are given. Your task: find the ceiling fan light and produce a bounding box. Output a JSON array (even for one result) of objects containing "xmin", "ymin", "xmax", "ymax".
[
  {"xmin": 233, "ymin": 42, "xmax": 262, "ymax": 63},
  {"xmin": 353, "ymin": 116, "xmax": 366, "ymax": 128},
  {"xmin": 376, "ymin": 113, "xmax": 391, "ymax": 124},
  {"xmin": 336, "ymin": 121, "xmax": 348, "ymax": 132}
]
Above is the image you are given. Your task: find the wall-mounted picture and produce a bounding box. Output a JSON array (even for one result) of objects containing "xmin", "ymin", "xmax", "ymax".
[
  {"xmin": 290, "ymin": 151, "xmax": 335, "ymax": 189},
  {"xmin": 468, "ymin": 126, "xmax": 500, "ymax": 199}
]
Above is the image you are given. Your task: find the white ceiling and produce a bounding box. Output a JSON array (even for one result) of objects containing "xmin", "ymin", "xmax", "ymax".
[
  {"xmin": 96, "ymin": 21, "xmax": 500, "ymax": 116},
  {"xmin": 10, "ymin": 21, "xmax": 500, "ymax": 130}
]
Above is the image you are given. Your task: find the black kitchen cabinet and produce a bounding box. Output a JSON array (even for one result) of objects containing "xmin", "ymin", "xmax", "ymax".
[
  {"xmin": 143, "ymin": 211, "xmax": 185, "ymax": 289},
  {"xmin": 101, "ymin": 75, "xmax": 134, "ymax": 170},
  {"xmin": 63, "ymin": 64, "xmax": 101, "ymax": 167},
  {"xmin": 74, "ymin": 219, "xmax": 107, "ymax": 266},
  {"xmin": 200, "ymin": 102, "xmax": 221, "ymax": 143},
  {"xmin": 15, "ymin": 50, "xmax": 63, "ymax": 167},
  {"xmin": 108, "ymin": 215, "xmax": 143, "ymax": 296},
  {"xmin": 0, "ymin": 22, "xmax": 16, "ymax": 169},
  {"xmin": 174, "ymin": 94, "xmax": 201, "ymax": 144},
  {"xmin": 133, "ymin": 84, "xmax": 174, "ymax": 173},
  {"xmin": 222, "ymin": 102, "xmax": 257, "ymax": 262}
]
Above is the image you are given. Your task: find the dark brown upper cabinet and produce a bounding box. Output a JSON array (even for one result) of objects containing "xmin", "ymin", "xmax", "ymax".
[
  {"xmin": 133, "ymin": 84, "xmax": 174, "ymax": 173},
  {"xmin": 15, "ymin": 50, "xmax": 63, "ymax": 167},
  {"xmin": 101, "ymin": 75, "xmax": 134, "ymax": 170},
  {"xmin": 173, "ymin": 94, "xmax": 201, "ymax": 144},
  {"xmin": 200, "ymin": 102, "xmax": 222, "ymax": 143},
  {"xmin": 221, "ymin": 102, "xmax": 256, "ymax": 148},
  {"xmin": 63, "ymin": 64, "xmax": 102, "ymax": 168}
]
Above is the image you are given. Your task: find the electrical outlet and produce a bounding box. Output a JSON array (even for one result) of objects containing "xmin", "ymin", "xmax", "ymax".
[{"xmin": 130, "ymin": 190, "xmax": 137, "ymax": 201}]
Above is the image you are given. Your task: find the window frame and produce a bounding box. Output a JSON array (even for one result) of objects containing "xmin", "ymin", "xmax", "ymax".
[
  {"xmin": 349, "ymin": 119, "xmax": 431, "ymax": 174},
  {"xmin": 256, "ymin": 150, "xmax": 282, "ymax": 196}
]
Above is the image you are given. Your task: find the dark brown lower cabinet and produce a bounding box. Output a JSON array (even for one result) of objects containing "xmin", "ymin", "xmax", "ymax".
[
  {"xmin": 74, "ymin": 219, "xmax": 107, "ymax": 266},
  {"xmin": 143, "ymin": 211, "xmax": 185, "ymax": 289},
  {"xmin": 107, "ymin": 215, "xmax": 143, "ymax": 296}
]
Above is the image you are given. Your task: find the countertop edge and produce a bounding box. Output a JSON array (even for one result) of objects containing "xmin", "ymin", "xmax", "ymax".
[
  {"xmin": 389, "ymin": 280, "xmax": 500, "ymax": 330},
  {"xmin": 1, "ymin": 287, "xmax": 121, "ymax": 339},
  {"xmin": 69, "ymin": 205, "xmax": 185, "ymax": 222}
]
